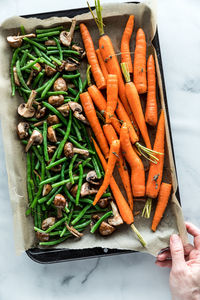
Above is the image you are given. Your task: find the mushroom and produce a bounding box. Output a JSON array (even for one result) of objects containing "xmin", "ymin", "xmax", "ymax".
[
  {"xmin": 57, "ymin": 103, "xmax": 70, "ymax": 117},
  {"xmin": 7, "ymin": 33, "xmax": 36, "ymax": 48},
  {"xmin": 42, "ymin": 184, "xmax": 52, "ymax": 197},
  {"xmin": 66, "ymin": 182, "xmax": 73, "ymax": 190},
  {"xmin": 66, "ymin": 224, "xmax": 83, "ymax": 238},
  {"xmin": 47, "ymin": 126, "xmax": 57, "ymax": 143},
  {"xmin": 97, "ymin": 197, "xmax": 110, "ymax": 208},
  {"xmin": 36, "ymin": 231, "xmax": 49, "ymax": 242},
  {"xmin": 64, "ymin": 142, "xmax": 89, "ymax": 158},
  {"xmin": 47, "ymin": 115, "xmax": 60, "ymax": 125},
  {"xmin": 18, "ymin": 90, "xmax": 37, "ymax": 118},
  {"xmin": 25, "ymin": 129, "xmax": 43, "ymax": 152},
  {"xmin": 68, "ymin": 101, "xmax": 88, "ymax": 124},
  {"xmin": 80, "ymin": 182, "xmax": 99, "ymax": 197},
  {"xmin": 41, "ymin": 217, "xmax": 56, "ymax": 230},
  {"xmin": 47, "ymin": 145, "xmax": 56, "ymax": 158},
  {"xmin": 57, "ymin": 60, "xmax": 66, "ymax": 72},
  {"xmin": 13, "ymin": 66, "xmax": 20, "ymax": 86},
  {"xmin": 65, "ymin": 57, "xmax": 80, "ymax": 72},
  {"xmin": 53, "ymin": 77, "xmax": 68, "ymax": 92},
  {"xmin": 86, "ymin": 170, "xmax": 101, "ymax": 185},
  {"xmin": 35, "ymin": 104, "xmax": 46, "ymax": 119},
  {"xmin": 70, "ymin": 184, "xmax": 78, "ymax": 198},
  {"xmin": 45, "ymin": 39, "xmax": 56, "ymax": 46},
  {"xmin": 17, "ymin": 122, "xmax": 29, "ymax": 139},
  {"xmin": 59, "ymin": 19, "xmax": 76, "ymax": 47},
  {"xmin": 72, "ymin": 44, "xmax": 86, "ymax": 59},
  {"xmin": 51, "ymin": 164, "xmax": 62, "ymax": 172},
  {"xmin": 99, "ymin": 221, "xmax": 116, "ymax": 236},
  {"xmin": 54, "ymin": 194, "xmax": 67, "ymax": 218},
  {"xmin": 108, "ymin": 201, "xmax": 123, "ymax": 226},
  {"xmin": 48, "ymin": 95, "xmax": 64, "ymax": 107},
  {"xmin": 27, "ymin": 62, "xmax": 42, "ymax": 86},
  {"xmin": 45, "ymin": 64, "xmax": 57, "ymax": 77}
]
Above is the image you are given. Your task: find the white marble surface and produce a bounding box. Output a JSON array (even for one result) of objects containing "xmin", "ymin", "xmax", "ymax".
[{"xmin": 0, "ymin": 0, "xmax": 200, "ymax": 299}]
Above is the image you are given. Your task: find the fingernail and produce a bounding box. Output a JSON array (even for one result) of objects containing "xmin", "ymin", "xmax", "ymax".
[{"xmin": 171, "ymin": 234, "xmax": 179, "ymax": 243}]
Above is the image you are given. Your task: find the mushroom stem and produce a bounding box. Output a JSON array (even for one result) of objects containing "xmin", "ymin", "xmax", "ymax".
[
  {"xmin": 25, "ymin": 129, "xmax": 43, "ymax": 152},
  {"xmin": 130, "ymin": 223, "xmax": 146, "ymax": 247},
  {"xmin": 13, "ymin": 66, "xmax": 20, "ymax": 86},
  {"xmin": 69, "ymin": 19, "xmax": 77, "ymax": 40},
  {"xmin": 73, "ymin": 148, "xmax": 89, "ymax": 157},
  {"xmin": 27, "ymin": 90, "xmax": 37, "ymax": 108},
  {"xmin": 27, "ymin": 69, "xmax": 34, "ymax": 86}
]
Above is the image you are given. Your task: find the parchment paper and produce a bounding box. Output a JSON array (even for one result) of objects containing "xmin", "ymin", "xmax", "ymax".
[{"xmin": 0, "ymin": 1, "xmax": 187, "ymax": 256}]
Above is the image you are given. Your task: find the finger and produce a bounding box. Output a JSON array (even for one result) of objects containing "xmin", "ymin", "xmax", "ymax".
[
  {"xmin": 184, "ymin": 243, "xmax": 194, "ymax": 255},
  {"xmin": 185, "ymin": 222, "xmax": 200, "ymax": 249},
  {"xmin": 170, "ymin": 234, "xmax": 186, "ymax": 269},
  {"xmin": 155, "ymin": 260, "xmax": 172, "ymax": 268},
  {"xmin": 157, "ymin": 250, "xmax": 171, "ymax": 261}
]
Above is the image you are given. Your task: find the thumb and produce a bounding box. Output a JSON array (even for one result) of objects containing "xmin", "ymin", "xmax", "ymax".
[{"xmin": 170, "ymin": 234, "xmax": 186, "ymax": 270}]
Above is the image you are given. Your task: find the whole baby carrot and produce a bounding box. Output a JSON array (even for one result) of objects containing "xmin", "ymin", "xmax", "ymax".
[{"xmin": 121, "ymin": 15, "xmax": 134, "ymax": 73}]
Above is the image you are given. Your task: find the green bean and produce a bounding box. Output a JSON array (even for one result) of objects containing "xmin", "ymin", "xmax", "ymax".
[
  {"xmin": 39, "ymin": 174, "xmax": 61, "ymax": 185},
  {"xmin": 43, "ymin": 121, "xmax": 49, "ymax": 162},
  {"xmin": 64, "ymin": 188, "xmax": 76, "ymax": 204},
  {"xmin": 50, "ymin": 55, "xmax": 62, "ymax": 66},
  {"xmin": 20, "ymin": 25, "xmax": 26, "ymax": 35},
  {"xmin": 41, "ymin": 72, "xmax": 60, "ymax": 98},
  {"xmin": 45, "ymin": 216, "xmax": 68, "ymax": 233},
  {"xmin": 68, "ymin": 87, "xmax": 78, "ymax": 96},
  {"xmin": 46, "ymin": 46, "xmax": 58, "ymax": 50},
  {"xmin": 46, "ymin": 157, "xmax": 67, "ymax": 170},
  {"xmin": 71, "ymin": 204, "xmax": 91, "ymax": 226},
  {"xmin": 60, "ymin": 226, "xmax": 67, "ymax": 237},
  {"xmin": 56, "ymin": 110, "xmax": 72, "ymax": 158},
  {"xmin": 16, "ymin": 60, "xmax": 30, "ymax": 90},
  {"xmin": 34, "ymin": 211, "xmax": 38, "ymax": 227},
  {"xmin": 90, "ymin": 211, "xmax": 113, "ymax": 233},
  {"xmin": 21, "ymin": 50, "xmax": 37, "ymax": 61},
  {"xmin": 74, "ymin": 91, "xmax": 80, "ymax": 102},
  {"xmin": 69, "ymin": 154, "xmax": 78, "ymax": 184},
  {"xmin": 37, "ymin": 204, "xmax": 42, "ymax": 228},
  {"xmin": 39, "ymin": 236, "xmax": 70, "ymax": 246},
  {"xmin": 20, "ymin": 49, "xmax": 29, "ymax": 67},
  {"xmin": 72, "ymin": 121, "xmax": 82, "ymax": 142},
  {"xmin": 49, "ymin": 146, "xmax": 60, "ymax": 166},
  {"xmin": 52, "ymin": 173, "xmax": 87, "ymax": 188},
  {"xmin": 47, "ymin": 50, "xmax": 80, "ymax": 56},
  {"xmin": 63, "ymin": 73, "xmax": 80, "ymax": 80},
  {"xmin": 75, "ymin": 164, "xmax": 83, "ymax": 206},
  {"xmin": 53, "ymin": 37, "xmax": 63, "ymax": 60},
  {"xmin": 37, "ymin": 31, "xmax": 60, "ymax": 38},
  {"xmin": 23, "ymin": 37, "xmax": 46, "ymax": 51},
  {"xmin": 38, "ymin": 186, "xmax": 61, "ymax": 204},
  {"xmin": 51, "ymin": 123, "xmax": 62, "ymax": 129},
  {"xmin": 45, "ymin": 168, "xmax": 51, "ymax": 178},
  {"xmin": 78, "ymin": 76, "xmax": 83, "ymax": 93},
  {"xmin": 47, "ymin": 91, "xmax": 68, "ymax": 96},
  {"xmin": 72, "ymin": 78, "xmax": 79, "ymax": 89},
  {"xmin": 33, "ymin": 45, "xmax": 42, "ymax": 57},
  {"xmin": 79, "ymin": 198, "xmax": 93, "ymax": 205},
  {"xmin": 32, "ymin": 146, "xmax": 43, "ymax": 163},
  {"xmin": 21, "ymin": 57, "xmax": 40, "ymax": 71},
  {"xmin": 68, "ymin": 136, "xmax": 95, "ymax": 154},
  {"xmin": 32, "ymin": 70, "xmax": 45, "ymax": 89},
  {"xmin": 75, "ymin": 220, "xmax": 91, "ymax": 229},
  {"xmin": 33, "ymin": 37, "xmax": 49, "ymax": 42},
  {"xmin": 35, "ymin": 159, "xmax": 40, "ymax": 170},
  {"xmin": 46, "ymin": 186, "xmax": 63, "ymax": 206},
  {"xmin": 27, "ymin": 152, "xmax": 33, "ymax": 203},
  {"xmin": 101, "ymin": 192, "xmax": 111, "ymax": 198},
  {"xmin": 36, "ymin": 26, "xmax": 63, "ymax": 34},
  {"xmin": 82, "ymin": 78, "xmax": 88, "ymax": 91},
  {"xmin": 35, "ymin": 80, "xmax": 50, "ymax": 94}
]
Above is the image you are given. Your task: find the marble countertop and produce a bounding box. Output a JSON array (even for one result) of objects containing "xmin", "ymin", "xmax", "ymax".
[{"xmin": 0, "ymin": 0, "xmax": 200, "ymax": 299}]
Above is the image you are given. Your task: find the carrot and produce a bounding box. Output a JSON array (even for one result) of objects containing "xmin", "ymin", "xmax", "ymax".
[
  {"xmin": 103, "ymin": 123, "xmax": 134, "ymax": 210},
  {"xmin": 151, "ymin": 183, "xmax": 172, "ymax": 231},
  {"xmin": 120, "ymin": 122, "xmax": 145, "ymax": 197},
  {"xmin": 145, "ymin": 55, "xmax": 157, "ymax": 126},
  {"xmin": 92, "ymin": 137, "xmax": 146, "ymax": 247},
  {"xmin": 80, "ymin": 91, "xmax": 109, "ymax": 158},
  {"xmin": 106, "ymin": 74, "xmax": 118, "ymax": 124},
  {"xmin": 121, "ymin": 15, "xmax": 134, "ymax": 73},
  {"xmin": 80, "ymin": 23, "xmax": 106, "ymax": 90},
  {"xmin": 142, "ymin": 110, "xmax": 165, "ymax": 218},
  {"xmin": 93, "ymin": 139, "xmax": 120, "ymax": 205},
  {"xmin": 96, "ymin": 49, "xmax": 108, "ymax": 81},
  {"xmin": 133, "ymin": 28, "xmax": 147, "ymax": 94}
]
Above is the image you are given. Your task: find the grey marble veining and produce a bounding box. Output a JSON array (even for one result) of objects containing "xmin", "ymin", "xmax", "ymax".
[{"xmin": 0, "ymin": 0, "xmax": 200, "ymax": 299}]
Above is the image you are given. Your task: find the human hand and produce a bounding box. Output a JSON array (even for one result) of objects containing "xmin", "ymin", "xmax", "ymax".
[{"xmin": 156, "ymin": 222, "xmax": 200, "ymax": 300}]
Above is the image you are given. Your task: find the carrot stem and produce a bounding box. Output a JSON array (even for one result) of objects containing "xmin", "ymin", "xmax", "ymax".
[
  {"xmin": 130, "ymin": 224, "xmax": 146, "ymax": 247},
  {"xmin": 86, "ymin": 64, "xmax": 92, "ymax": 86},
  {"xmin": 142, "ymin": 197, "xmax": 152, "ymax": 218},
  {"xmin": 87, "ymin": 0, "xmax": 104, "ymax": 36}
]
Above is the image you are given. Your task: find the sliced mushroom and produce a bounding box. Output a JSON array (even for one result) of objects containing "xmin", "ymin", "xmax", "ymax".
[
  {"xmin": 42, "ymin": 184, "xmax": 52, "ymax": 197},
  {"xmin": 48, "ymin": 95, "xmax": 64, "ymax": 107},
  {"xmin": 51, "ymin": 164, "xmax": 62, "ymax": 172},
  {"xmin": 57, "ymin": 103, "xmax": 70, "ymax": 117},
  {"xmin": 41, "ymin": 217, "xmax": 56, "ymax": 230},
  {"xmin": 108, "ymin": 201, "xmax": 123, "ymax": 226},
  {"xmin": 13, "ymin": 66, "xmax": 20, "ymax": 86},
  {"xmin": 7, "ymin": 33, "xmax": 36, "ymax": 48},
  {"xmin": 47, "ymin": 115, "xmax": 60, "ymax": 125},
  {"xmin": 47, "ymin": 145, "xmax": 56, "ymax": 157},
  {"xmin": 25, "ymin": 129, "xmax": 43, "ymax": 152},
  {"xmin": 36, "ymin": 105, "xmax": 46, "ymax": 119},
  {"xmin": 86, "ymin": 171, "xmax": 100, "ymax": 185},
  {"xmin": 57, "ymin": 60, "xmax": 66, "ymax": 72},
  {"xmin": 66, "ymin": 224, "xmax": 83, "ymax": 238},
  {"xmin": 65, "ymin": 57, "xmax": 80, "ymax": 71},
  {"xmin": 45, "ymin": 39, "xmax": 56, "ymax": 46},
  {"xmin": 72, "ymin": 44, "xmax": 86, "ymax": 59},
  {"xmin": 60, "ymin": 19, "xmax": 76, "ymax": 47},
  {"xmin": 17, "ymin": 122, "xmax": 29, "ymax": 139},
  {"xmin": 27, "ymin": 70, "xmax": 34, "ymax": 86},
  {"xmin": 47, "ymin": 126, "xmax": 57, "ymax": 143},
  {"xmin": 68, "ymin": 101, "xmax": 88, "ymax": 124},
  {"xmin": 53, "ymin": 77, "xmax": 67, "ymax": 92},
  {"xmin": 27, "ymin": 62, "xmax": 42, "ymax": 85},
  {"xmin": 18, "ymin": 90, "xmax": 37, "ymax": 118},
  {"xmin": 45, "ymin": 64, "xmax": 57, "ymax": 77},
  {"xmin": 33, "ymin": 120, "xmax": 45, "ymax": 127},
  {"xmin": 97, "ymin": 197, "xmax": 110, "ymax": 208},
  {"xmin": 36, "ymin": 231, "xmax": 49, "ymax": 242},
  {"xmin": 66, "ymin": 182, "xmax": 73, "ymax": 190},
  {"xmin": 54, "ymin": 194, "xmax": 67, "ymax": 218},
  {"xmin": 64, "ymin": 142, "xmax": 89, "ymax": 158},
  {"xmin": 80, "ymin": 182, "xmax": 99, "ymax": 197},
  {"xmin": 99, "ymin": 221, "xmax": 116, "ymax": 236},
  {"xmin": 73, "ymin": 111, "xmax": 89, "ymax": 124},
  {"xmin": 70, "ymin": 184, "xmax": 78, "ymax": 198}
]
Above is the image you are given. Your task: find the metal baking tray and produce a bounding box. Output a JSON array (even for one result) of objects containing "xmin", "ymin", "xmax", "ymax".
[{"xmin": 22, "ymin": 2, "xmax": 181, "ymax": 264}]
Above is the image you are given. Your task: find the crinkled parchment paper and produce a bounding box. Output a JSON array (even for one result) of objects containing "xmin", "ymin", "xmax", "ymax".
[{"xmin": 0, "ymin": 1, "xmax": 187, "ymax": 256}]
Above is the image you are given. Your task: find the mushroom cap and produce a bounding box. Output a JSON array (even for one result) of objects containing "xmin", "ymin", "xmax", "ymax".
[
  {"xmin": 65, "ymin": 58, "xmax": 80, "ymax": 72},
  {"xmin": 7, "ymin": 36, "xmax": 23, "ymax": 48},
  {"xmin": 47, "ymin": 126, "xmax": 57, "ymax": 143},
  {"xmin": 51, "ymin": 164, "xmax": 62, "ymax": 172},
  {"xmin": 97, "ymin": 197, "xmax": 110, "ymax": 208},
  {"xmin": 80, "ymin": 182, "xmax": 99, "ymax": 197},
  {"xmin": 18, "ymin": 103, "xmax": 35, "ymax": 118},
  {"xmin": 41, "ymin": 217, "xmax": 56, "ymax": 230},
  {"xmin": 47, "ymin": 115, "xmax": 60, "ymax": 125},
  {"xmin": 60, "ymin": 31, "xmax": 72, "ymax": 47},
  {"xmin": 17, "ymin": 122, "xmax": 29, "ymax": 139},
  {"xmin": 57, "ymin": 103, "xmax": 70, "ymax": 117},
  {"xmin": 70, "ymin": 184, "xmax": 78, "ymax": 198},
  {"xmin": 45, "ymin": 64, "xmax": 57, "ymax": 77},
  {"xmin": 42, "ymin": 184, "xmax": 52, "ymax": 197},
  {"xmin": 64, "ymin": 142, "xmax": 74, "ymax": 158},
  {"xmin": 25, "ymin": 129, "xmax": 43, "ymax": 152},
  {"xmin": 53, "ymin": 77, "xmax": 68, "ymax": 92},
  {"xmin": 36, "ymin": 105, "xmax": 46, "ymax": 119},
  {"xmin": 36, "ymin": 231, "xmax": 49, "ymax": 242},
  {"xmin": 47, "ymin": 145, "xmax": 56, "ymax": 157},
  {"xmin": 99, "ymin": 221, "xmax": 116, "ymax": 236},
  {"xmin": 48, "ymin": 95, "xmax": 64, "ymax": 107},
  {"xmin": 68, "ymin": 101, "xmax": 82, "ymax": 113},
  {"xmin": 86, "ymin": 171, "xmax": 100, "ymax": 185},
  {"xmin": 45, "ymin": 40, "xmax": 57, "ymax": 46},
  {"xmin": 54, "ymin": 194, "xmax": 66, "ymax": 209}
]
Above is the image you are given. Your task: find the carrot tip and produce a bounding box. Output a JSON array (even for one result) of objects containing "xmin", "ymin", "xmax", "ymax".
[{"xmin": 142, "ymin": 198, "xmax": 152, "ymax": 219}]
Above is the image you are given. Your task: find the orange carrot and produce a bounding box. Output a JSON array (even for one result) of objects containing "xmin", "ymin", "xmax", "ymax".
[
  {"xmin": 120, "ymin": 122, "xmax": 145, "ymax": 197},
  {"xmin": 80, "ymin": 23, "xmax": 106, "ymax": 90},
  {"xmin": 106, "ymin": 74, "xmax": 118, "ymax": 124},
  {"xmin": 133, "ymin": 28, "xmax": 147, "ymax": 94},
  {"xmin": 80, "ymin": 91, "xmax": 109, "ymax": 158},
  {"xmin": 96, "ymin": 49, "xmax": 108, "ymax": 81},
  {"xmin": 103, "ymin": 123, "xmax": 134, "ymax": 210},
  {"xmin": 92, "ymin": 137, "xmax": 146, "ymax": 246},
  {"xmin": 93, "ymin": 139, "xmax": 120, "ymax": 205},
  {"xmin": 121, "ymin": 63, "xmax": 151, "ymax": 149},
  {"xmin": 151, "ymin": 183, "xmax": 172, "ymax": 231},
  {"xmin": 145, "ymin": 55, "xmax": 158, "ymax": 126},
  {"xmin": 121, "ymin": 15, "xmax": 134, "ymax": 73}
]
